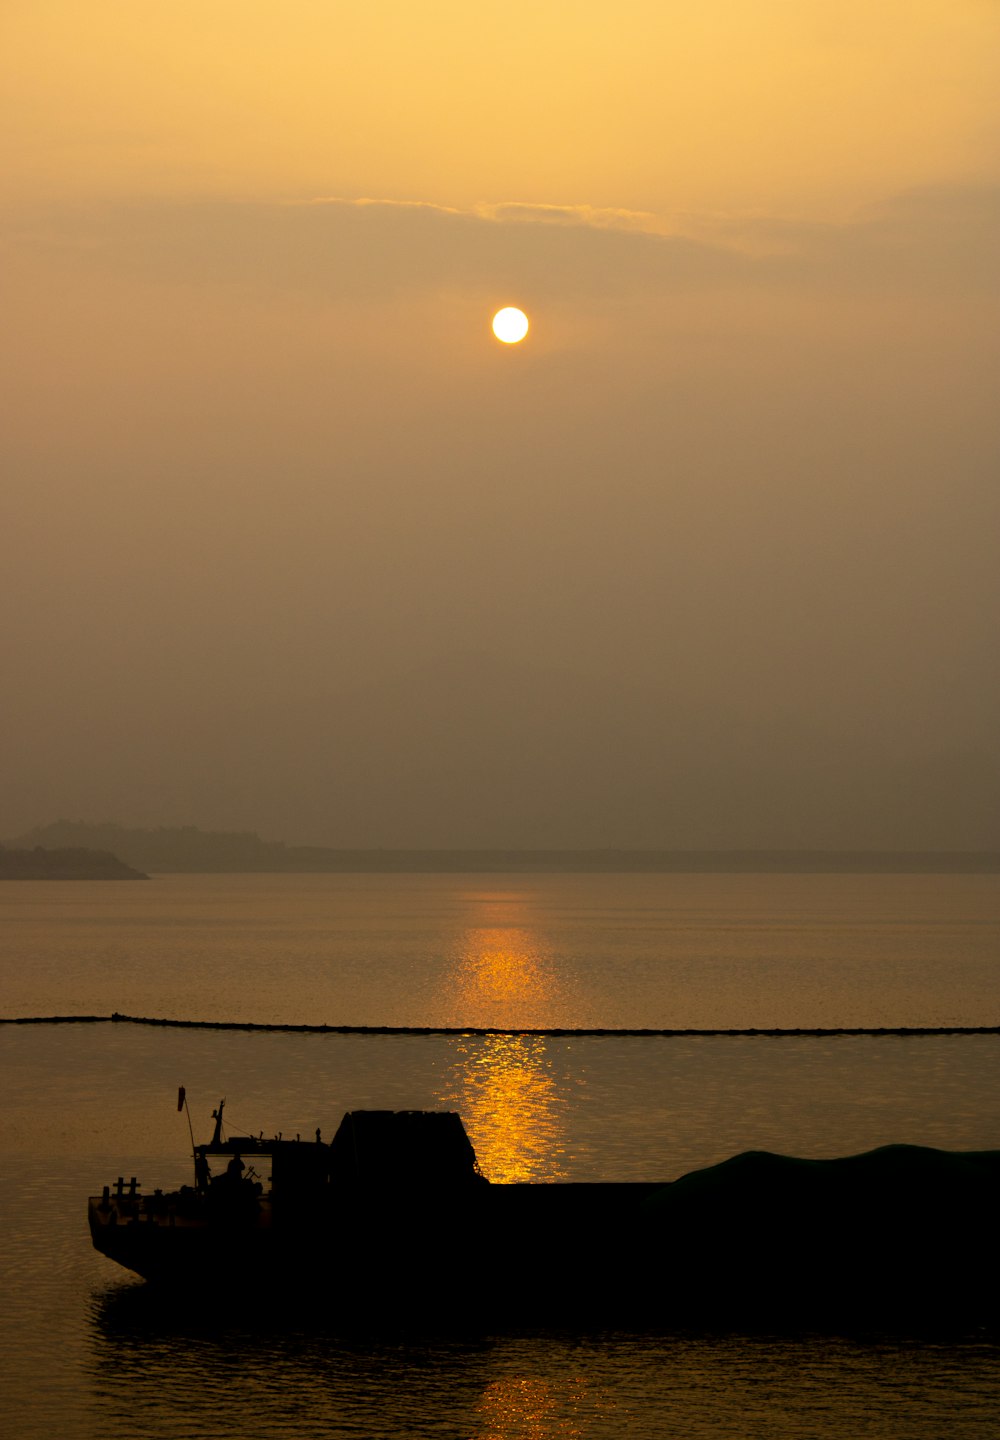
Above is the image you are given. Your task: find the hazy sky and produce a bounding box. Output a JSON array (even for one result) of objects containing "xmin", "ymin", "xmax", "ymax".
[{"xmin": 3, "ymin": 1, "xmax": 998, "ymax": 848}]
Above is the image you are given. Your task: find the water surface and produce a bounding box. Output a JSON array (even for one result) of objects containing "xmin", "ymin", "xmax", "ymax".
[
  {"xmin": 3, "ymin": 871, "xmax": 997, "ymax": 1028},
  {"xmin": 2, "ymin": 873, "xmax": 998, "ymax": 1437}
]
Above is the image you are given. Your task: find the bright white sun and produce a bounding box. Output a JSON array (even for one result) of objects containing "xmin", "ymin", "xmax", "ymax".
[{"xmin": 492, "ymin": 307, "xmax": 529, "ymax": 344}]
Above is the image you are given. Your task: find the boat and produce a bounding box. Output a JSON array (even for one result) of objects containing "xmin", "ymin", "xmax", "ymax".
[{"xmin": 89, "ymin": 1100, "xmax": 1000, "ymax": 1327}]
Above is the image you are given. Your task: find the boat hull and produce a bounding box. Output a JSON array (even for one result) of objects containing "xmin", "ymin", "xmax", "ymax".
[{"xmin": 90, "ymin": 1148, "xmax": 1000, "ymax": 1328}]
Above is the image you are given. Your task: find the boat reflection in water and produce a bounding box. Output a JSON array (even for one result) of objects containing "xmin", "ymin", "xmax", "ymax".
[
  {"xmin": 87, "ymin": 1283, "xmax": 1000, "ymax": 1440},
  {"xmin": 88, "ymin": 1286, "xmax": 601, "ymax": 1440}
]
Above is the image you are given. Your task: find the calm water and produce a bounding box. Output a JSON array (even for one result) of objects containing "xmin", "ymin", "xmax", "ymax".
[
  {"xmin": 3, "ymin": 871, "xmax": 999, "ymax": 1027},
  {"xmin": 2, "ymin": 873, "xmax": 999, "ymax": 1437}
]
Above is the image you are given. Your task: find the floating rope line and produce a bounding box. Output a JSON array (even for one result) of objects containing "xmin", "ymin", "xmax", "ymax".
[{"xmin": 1, "ymin": 1013, "xmax": 998, "ymax": 1038}]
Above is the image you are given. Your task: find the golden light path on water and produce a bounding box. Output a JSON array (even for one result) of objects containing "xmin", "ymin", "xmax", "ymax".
[
  {"xmin": 444, "ymin": 1032, "xmax": 567, "ymax": 1184},
  {"xmin": 452, "ymin": 926, "xmax": 556, "ymax": 1024},
  {"xmin": 434, "ymin": 919, "xmax": 579, "ymax": 1183},
  {"xmin": 474, "ymin": 1373, "xmax": 589, "ymax": 1439}
]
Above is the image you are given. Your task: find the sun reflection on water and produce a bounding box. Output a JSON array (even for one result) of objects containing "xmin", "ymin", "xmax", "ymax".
[
  {"xmin": 441, "ymin": 1033, "xmax": 569, "ymax": 1183},
  {"xmin": 472, "ymin": 1374, "xmax": 588, "ymax": 1439},
  {"xmin": 434, "ymin": 920, "xmax": 576, "ymax": 1182},
  {"xmin": 448, "ymin": 925, "xmax": 561, "ymax": 1030}
]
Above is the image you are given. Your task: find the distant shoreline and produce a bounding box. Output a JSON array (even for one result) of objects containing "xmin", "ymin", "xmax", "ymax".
[
  {"xmin": 7, "ymin": 825, "xmax": 999, "ymax": 875},
  {"xmin": 215, "ymin": 848, "xmax": 1000, "ymax": 875}
]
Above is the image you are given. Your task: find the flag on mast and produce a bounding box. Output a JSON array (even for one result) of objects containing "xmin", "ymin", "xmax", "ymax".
[{"xmin": 177, "ymin": 1085, "xmax": 186, "ymax": 1112}]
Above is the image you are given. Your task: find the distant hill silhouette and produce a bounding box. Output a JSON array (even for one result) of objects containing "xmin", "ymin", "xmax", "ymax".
[
  {"xmin": 8, "ymin": 823, "xmax": 289, "ymax": 874},
  {"xmin": 0, "ymin": 842, "xmax": 147, "ymax": 880},
  {"xmin": 7, "ymin": 822, "xmax": 999, "ymax": 875}
]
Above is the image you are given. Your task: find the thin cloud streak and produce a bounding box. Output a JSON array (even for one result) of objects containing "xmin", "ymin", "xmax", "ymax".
[{"xmin": 10, "ymin": 184, "xmax": 1000, "ymax": 302}]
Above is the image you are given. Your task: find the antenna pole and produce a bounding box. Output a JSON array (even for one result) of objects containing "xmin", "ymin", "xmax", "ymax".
[{"xmin": 178, "ymin": 1085, "xmax": 197, "ymax": 1182}]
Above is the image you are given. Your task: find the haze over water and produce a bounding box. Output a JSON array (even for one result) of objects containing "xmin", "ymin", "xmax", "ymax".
[{"xmin": 4, "ymin": 871, "xmax": 998, "ymax": 1029}]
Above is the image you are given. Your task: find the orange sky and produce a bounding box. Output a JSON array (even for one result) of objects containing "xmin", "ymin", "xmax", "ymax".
[
  {"xmin": 2, "ymin": 2, "xmax": 998, "ymax": 848},
  {"xmin": 4, "ymin": 1, "xmax": 998, "ymax": 216}
]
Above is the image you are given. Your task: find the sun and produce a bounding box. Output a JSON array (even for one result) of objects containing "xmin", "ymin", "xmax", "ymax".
[{"xmin": 492, "ymin": 307, "xmax": 529, "ymax": 344}]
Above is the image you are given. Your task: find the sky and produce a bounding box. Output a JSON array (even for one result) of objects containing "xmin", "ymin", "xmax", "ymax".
[{"xmin": 2, "ymin": 1, "xmax": 999, "ymax": 849}]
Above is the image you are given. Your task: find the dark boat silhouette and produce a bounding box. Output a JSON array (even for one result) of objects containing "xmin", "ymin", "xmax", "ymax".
[{"xmin": 89, "ymin": 1103, "xmax": 1000, "ymax": 1328}]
